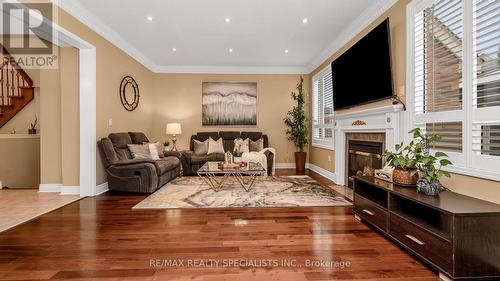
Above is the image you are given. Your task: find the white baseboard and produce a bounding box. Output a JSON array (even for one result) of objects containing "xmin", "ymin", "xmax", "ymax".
[
  {"xmin": 0, "ymin": 181, "xmax": 3, "ymax": 189},
  {"xmin": 39, "ymin": 184, "xmax": 62, "ymax": 193},
  {"xmin": 60, "ymin": 186, "xmax": 80, "ymax": 195},
  {"xmin": 275, "ymin": 163, "xmax": 296, "ymax": 169},
  {"xmin": 275, "ymin": 162, "xmax": 338, "ymax": 184},
  {"xmin": 39, "ymin": 184, "xmax": 81, "ymax": 195},
  {"xmin": 95, "ymin": 182, "xmax": 109, "ymax": 195},
  {"xmin": 306, "ymin": 163, "xmax": 338, "ymax": 184}
]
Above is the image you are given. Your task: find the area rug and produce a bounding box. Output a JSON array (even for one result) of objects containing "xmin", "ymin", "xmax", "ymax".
[{"xmin": 133, "ymin": 176, "xmax": 352, "ymax": 209}]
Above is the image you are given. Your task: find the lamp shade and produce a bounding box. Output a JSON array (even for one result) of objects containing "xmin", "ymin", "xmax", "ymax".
[{"xmin": 166, "ymin": 123, "xmax": 182, "ymax": 135}]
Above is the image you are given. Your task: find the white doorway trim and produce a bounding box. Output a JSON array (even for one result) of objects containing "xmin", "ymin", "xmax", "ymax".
[
  {"xmin": 52, "ymin": 21, "xmax": 97, "ymax": 197},
  {"xmin": 4, "ymin": 2, "xmax": 97, "ymax": 196}
]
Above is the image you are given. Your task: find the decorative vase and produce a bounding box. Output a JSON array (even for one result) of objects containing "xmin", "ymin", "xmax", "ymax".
[
  {"xmin": 295, "ymin": 152, "xmax": 307, "ymax": 175},
  {"xmin": 417, "ymin": 178, "xmax": 444, "ymax": 196},
  {"xmin": 392, "ymin": 167, "xmax": 418, "ymax": 186}
]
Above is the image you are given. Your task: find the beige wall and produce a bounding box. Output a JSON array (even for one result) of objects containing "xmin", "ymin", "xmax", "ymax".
[
  {"xmin": 307, "ymin": 0, "xmax": 500, "ymax": 204},
  {"xmin": 60, "ymin": 48, "xmax": 80, "ymax": 187},
  {"xmin": 56, "ymin": 9, "xmax": 155, "ymax": 185},
  {"xmin": 40, "ymin": 67, "xmax": 62, "ymax": 184},
  {"xmin": 152, "ymin": 74, "xmax": 308, "ymax": 164},
  {"xmin": 0, "ymin": 137, "xmax": 40, "ymax": 188}
]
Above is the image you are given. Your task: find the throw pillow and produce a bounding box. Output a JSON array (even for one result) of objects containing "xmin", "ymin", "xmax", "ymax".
[
  {"xmin": 233, "ymin": 138, "xmax": 250, "ymax": 153},
  {"xmin": 249, "ymin": 138, "xmax": 264, "ymax": 152},
  {"xmin": 208, "ymin": 137, "xmax": 225, "ymax": 154},
  {"xmin": 143, "ymin": 142, "xmax": 164, "ymax": 159},
  {"xmin": 193, "ymin": 139, "xmax": 209, "ymax": 155},
  {"xmin": 127, "ymin": 144, "xmax": 151, "ymax": 159}
]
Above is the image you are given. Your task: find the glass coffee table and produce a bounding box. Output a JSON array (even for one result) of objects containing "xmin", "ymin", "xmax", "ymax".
[{"xmin": 197, "ymin": 162, "xmax": 266, "ymax": 192}]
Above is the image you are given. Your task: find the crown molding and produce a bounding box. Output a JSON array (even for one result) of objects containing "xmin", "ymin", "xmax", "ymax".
[
  {"xmin": 307, "ymin": 0, "xmax": 399, "ymax": 73},
  {"xmin": 56, "ymin": 0, "xmax": 156, "ymax": 71},
  {"xmin": 153, "ymin": 65, "xmax": 309, "ymax": 75}
]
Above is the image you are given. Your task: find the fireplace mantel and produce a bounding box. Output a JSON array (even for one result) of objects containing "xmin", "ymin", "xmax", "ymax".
[{"xmin": 334, "ymin": 104, "xmax": 404, "ymax": 186}]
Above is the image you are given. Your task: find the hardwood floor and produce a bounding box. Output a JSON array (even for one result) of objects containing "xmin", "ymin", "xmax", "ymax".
[{"xmin": 0, "ymin": 171, "xmax": 438, "ymax": 280}]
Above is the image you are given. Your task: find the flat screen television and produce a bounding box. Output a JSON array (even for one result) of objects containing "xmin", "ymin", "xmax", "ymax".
[{"xmin": 331, "ymin": 19, "xmax": 393, "ymax": 110}]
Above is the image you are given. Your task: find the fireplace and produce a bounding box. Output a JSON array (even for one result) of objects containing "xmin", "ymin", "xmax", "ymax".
[{"xmin": 346, "ymin": 134, "xmax": 385, "ymax": 187}]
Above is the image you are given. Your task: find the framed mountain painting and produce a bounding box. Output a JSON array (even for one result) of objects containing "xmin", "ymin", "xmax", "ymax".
[{"xmin": 202, "ymin": 82, "xmax": 257, "ymax": 126}]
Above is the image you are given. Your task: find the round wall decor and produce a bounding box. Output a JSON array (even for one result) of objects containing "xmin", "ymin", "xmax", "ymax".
[{"xmin": 119, "ymin": 76, "xmax": 140, "ymax": 111}]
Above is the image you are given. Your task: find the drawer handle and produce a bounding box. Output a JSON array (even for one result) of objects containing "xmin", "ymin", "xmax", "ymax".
[
  {"xmin": 405, "ymin": 234, "xmax": 425, "ymax": 246},
  {"xmin": 362, "ymin": 209, "xmax": 374, "ymax": 216}
]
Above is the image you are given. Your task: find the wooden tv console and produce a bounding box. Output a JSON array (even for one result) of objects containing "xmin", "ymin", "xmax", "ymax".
[{"xmin": 353, "ymin": 176, "xmax": 500, "ymax": 281}]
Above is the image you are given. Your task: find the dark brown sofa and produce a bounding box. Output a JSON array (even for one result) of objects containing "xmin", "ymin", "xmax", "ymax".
[
  {"xmin": 98, "ymin": 132, "xmax": 181, "ymax": 193},
  {"xmin": 181, "ymin": 131, "xmax": 274, "ymax": 176}
]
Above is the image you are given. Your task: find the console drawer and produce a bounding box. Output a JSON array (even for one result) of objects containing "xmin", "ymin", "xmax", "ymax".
[
  {"xmin": 354, "ymin": 194, "xmax": 388, "ymax": 231},
  {"xmin": 390, "ymin": 214, "xmax": 452, "ymax": 273}
]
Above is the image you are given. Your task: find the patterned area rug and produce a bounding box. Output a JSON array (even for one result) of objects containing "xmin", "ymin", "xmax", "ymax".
[{"xmin": 133, "ymin": 176, "xmax": 352, "ymax": 209}]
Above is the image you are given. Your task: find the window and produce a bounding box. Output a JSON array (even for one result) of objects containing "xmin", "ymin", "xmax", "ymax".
[
  {"xmin": 312, "ymin": 65, "xmax": 334, "ymax": 149},
  {"xmin": 408, "ymin": 0, "xmax": 500, "ymax": 180}
]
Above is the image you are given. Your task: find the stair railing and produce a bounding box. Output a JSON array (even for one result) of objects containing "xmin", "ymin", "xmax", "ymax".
[{"xmin": 0, "ymin": 46, "xmax": 34, "ymax": 108}]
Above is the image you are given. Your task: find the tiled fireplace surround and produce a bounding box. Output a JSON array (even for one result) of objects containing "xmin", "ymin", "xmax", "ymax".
[{"xmin": 330, "ymin": 104, "xmax": 405, "ymax": 186}]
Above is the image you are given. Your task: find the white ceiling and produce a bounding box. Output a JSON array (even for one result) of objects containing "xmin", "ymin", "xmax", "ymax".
[{"xmin": 58, "ymin": 0, "xmax": 395, "ymax": 73}]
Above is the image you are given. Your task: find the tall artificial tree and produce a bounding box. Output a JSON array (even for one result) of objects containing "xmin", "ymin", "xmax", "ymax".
[{"xmin": 284, "ymin": 76, "xmax": 308, "ymax": 152}]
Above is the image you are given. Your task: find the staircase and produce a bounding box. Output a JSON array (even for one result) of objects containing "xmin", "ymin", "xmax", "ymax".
[{"xmin": 0, "ymin": 46, "xmax": 34, "ymax": 128}]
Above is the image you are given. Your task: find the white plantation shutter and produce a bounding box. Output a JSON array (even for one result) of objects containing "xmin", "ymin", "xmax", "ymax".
[
  {"xmin": 413, "ymin": 0, "xmax": 466, "ymax": 167},
  {"xmin": 312, "ymin": 65, "xmax": 334, "ymax": 149},
  {"xmin": 471, "ymin": 0, "xmax": 500, "ymax": 173},
  {"xmin": 415, "ymin": 0, "xmax": 463, "ymax": 114},
  {"xmin": 409, "ymin": 0, "xmax": 500, "ymax": 179}
]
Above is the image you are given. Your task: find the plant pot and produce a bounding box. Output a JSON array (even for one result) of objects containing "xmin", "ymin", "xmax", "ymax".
[
  {"xmin": 295, "ymin": 152, "xmax": 307, "ymax": 175},
  {"xmin": 233, "ymin": 156, "xmax": 242, "ymax": 163},
  {"xmin": 417, "ymin": 178, "xmax": 444, "ymax": 196},
  {"xmin": 28, "ymin": 129, "xmax": 37, "ymax": 135},
  {"xmin": 392, "ymin": 167, "xmax": 418, "ymax": 186}
]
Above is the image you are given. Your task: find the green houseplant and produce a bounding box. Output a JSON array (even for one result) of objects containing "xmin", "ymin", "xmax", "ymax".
[
  {"xmin": 284, "ymin": 76, "xmax": 308, "ymax": 174},
  {"xmin": 384, "ymin": 138, "xmax": 422, "ymax": 186},
  {"xmin": 384, "ymin": 128, "xmax": 452, "ymax": 193}
]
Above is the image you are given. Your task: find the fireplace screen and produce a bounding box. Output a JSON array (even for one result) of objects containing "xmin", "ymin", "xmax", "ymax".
[{"xmin": 347, "ymin": 140, "xmax": 383, "ymax": 187}]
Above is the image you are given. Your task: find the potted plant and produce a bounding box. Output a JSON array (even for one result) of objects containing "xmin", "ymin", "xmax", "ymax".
[
  {"xmin": 233, "ymin": 148, "xmax": 243, "ymax": 163},
  {"xmin": 417, "ymin": 151, "xmax": 452, "ymax": 195},
  {"xmin": 385, "ymin": 128, "xmax": 453, "ymax": 190},
  {"xmin": 384, "ymin": 128, "xmax": 429, "ymax": 186},
  {"xmin": 284, "ymin": 76, "xmax": 308, "ymax": 175},
  {"xmin": 28, "ymin": 116, "xmax": 37, "ymax": 135}
]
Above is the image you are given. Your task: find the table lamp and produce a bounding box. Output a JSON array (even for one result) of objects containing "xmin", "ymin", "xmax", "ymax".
[{"xmin": 166, "ymin": 123, "xmax": 182, "ymax": 151}]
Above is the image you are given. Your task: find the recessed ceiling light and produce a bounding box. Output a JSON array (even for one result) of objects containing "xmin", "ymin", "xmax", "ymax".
[
  {"xmin": 302, "ymin": 18, "xmax": 308, "ymax": 24},
  {"xmin": 147, "ymin": 16, "xmax": 153, "ymax": 21},
  {"xmin": 229, "ymin": 48, "xmax": 233, "ymax": 53},
  {"xmin": 172, "ymin": 48, "xmax": 177, "ymax": 52},
  {"xmin": 225, "ymin": 17, "xmax": 231, "ymax": 23},
  {"xmin": 285, "ymin": 49, "xmax": 289, "ymax": 54}
]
